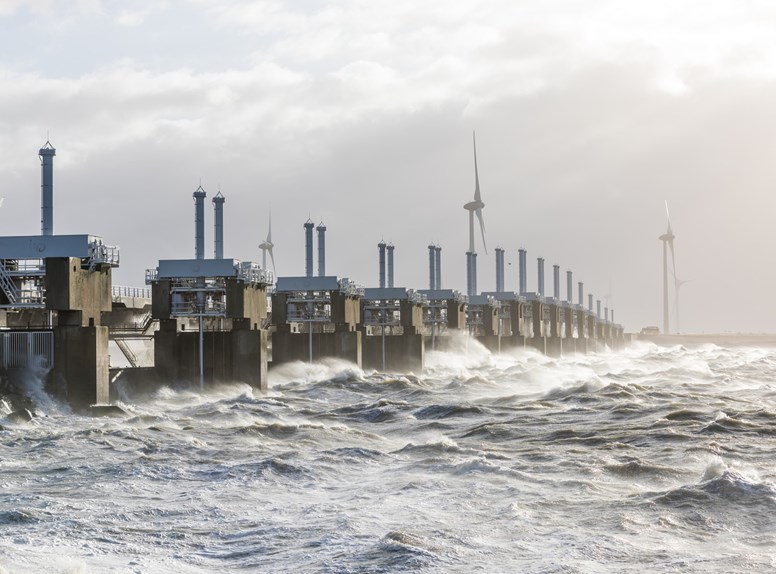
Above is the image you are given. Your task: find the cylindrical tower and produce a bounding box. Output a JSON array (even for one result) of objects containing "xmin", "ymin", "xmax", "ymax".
[
  {"xmin": 379, "ymin": 241, "xmax": 387, "ymax": 288},
  {"xmin": 193, "ymin": 185, "xmax": 207, "ymax": 260},
  {"xmin": 428, "ymin": 244, "xmax": 436, "ymax": 289},
  {"xmin": 212, "ymin": 191, "xmax": 225, "ymax": 259},
  {"xmin": 304, "ymin": 220, "xmax": 314, "ymax": 277},
  {"xmin": 567, "ymin": 271, "xmax": 573, "ymax": 303},
  {"xmin": 537, "ymin": 257, "xmax": 545, "ymax": 296},
  {"xmin": 39, "ymin": 141, "xmax": 56, "ymax": 236},
  {"xmin": 434, "ymin": 246, "xmax": 442, "ymax": 290},
  {"xmin": 387, "ymin": 243, "xmax": 395, "ymax": 288},
  {"xmin": 316, "ymin": 222, "xmax": 326, "ymax": 277},
  {"xmin": 588, "ymin": 293, "xmax": 593, "ymax": 312},
  {"xmin": 518, "ymin": 248, "xmax": 527, "ymax": 295},
  {"xmin": 495, "ymin": 247, "xmax": 504, "ymax": 293},
  {"xmin": 597, "ymin": 299, "xmax": 602, "ymax": 319},
  {"xmin": 578, "ymin": 282, "xmax": 584, "ymax": 306},
  {"xmin": 553, "ymin": 264, "xmax": 560, "ymax": 300}
]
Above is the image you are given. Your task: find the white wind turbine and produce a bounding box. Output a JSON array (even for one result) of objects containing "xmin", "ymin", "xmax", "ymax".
[
  {"xmin": 658, "ymin": 200, "xmax": 677, "ymax": 334},
  {"xmin": 258, "ymin": 210, "xmax": 275, "ymax": 276},
  {"xmin": 464, "ymin": 132, "xmax": 487, "ymax": 297}
]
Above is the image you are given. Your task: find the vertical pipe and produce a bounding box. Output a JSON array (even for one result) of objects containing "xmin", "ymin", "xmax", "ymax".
[
  {"xmin": 612, "ymin": 309, "xmax": 615, "ymax": 324},
  {"xmin": 316, "ymin": 222, "xmax": 326, "ymax": 277},
  {"xmin": 495, "ymin": 248, "xmax": 504, "ymax": 293},
  {"xmin": 567, "ymin": 271, "xmax": 573, "ymax": 303},
  {"xmin": 379, "ymin": 241, "xmax": 387, "ymax": 288},
  {"xmin": 578, "ymin": 282, "xmax": 584, "ymax": 306},
  {"xmin": 193, "ymin": 185, "xmax": 207, "ymax": 260},
  {"xmin": 198, "ymin": 315, "xmax": 204, "ymax": 391},
  {"xmin": 212, "ymin": 192, "xmax": 225, "ymax": 259},
  {"xmin": 597, "ymin": 299, "xmax": 601, "ymax": 319},
  {"xmin": 553, "ymin": 264, "xmax": 560, "ymax": 300},
  {"xmin": 467, "ymin": 252, "xmax": 478, "ymax": 297},
  {"xmin": 304, "ymin": 220, "xmax": 314, "ymax": 277},
  {"xmin": 588, "ymin": 293, "xmax": 593, "ymax": 312},
  {"xmin": 39, "ymin": 142, "xmax": 56, "ymax": 236},
  {"xmin": 428, "ymin": 244, "xmax": 436, "ymax": 290},
  {"xmin": 435, "ymin": 246, "xmax": 442, "ymax": 290},
  {"xmin": 518, "ymin": 249, "xmax": 526, "ymax": 295},
  {"xmin": 537, "ymin": 257, "xmax": 545, "ymax": 296},
  {"xmin": 387, "ymin": 244, "xmax": 395, "ymax": 288},
  {"xmin": 605, "ymin": 307, "xmax": 609, "ymax": 322}
]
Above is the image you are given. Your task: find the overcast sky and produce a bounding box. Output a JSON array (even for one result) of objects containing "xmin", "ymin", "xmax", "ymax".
[{"xmin": 1, "ymin": 0, "xmax": 775, "ymax": 333}]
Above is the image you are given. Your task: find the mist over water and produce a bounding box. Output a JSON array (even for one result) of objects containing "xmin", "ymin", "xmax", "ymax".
[{"xmin": 2, "ymin": 342, "xmax": 776, "ymax": 572}]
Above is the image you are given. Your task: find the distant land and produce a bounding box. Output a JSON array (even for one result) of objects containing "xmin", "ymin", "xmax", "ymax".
[{"xmin": 637, "ymin": 333, "xmax": 776, "ymax": 347}]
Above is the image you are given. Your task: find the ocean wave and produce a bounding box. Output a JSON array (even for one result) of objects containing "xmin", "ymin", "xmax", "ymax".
[
  {"xmin": 603, "ymin": 458, "xmax": 679, "ymax": 479},
  {"xmin": 412, "ymin": 403, "xmax": 489, "ymax": 420}
]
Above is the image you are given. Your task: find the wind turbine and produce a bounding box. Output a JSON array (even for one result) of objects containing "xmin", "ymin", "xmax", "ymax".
[
  {"xmin": 258, "ymin": 209, "xmax": 275, "ymax": 276},
  {"xmin": 658, "ymin": 201, "xmax": 676, "ymax": 334},
  {"xmin": 464, "ymin": 132, "xmax": 487, "ymax": 296}
]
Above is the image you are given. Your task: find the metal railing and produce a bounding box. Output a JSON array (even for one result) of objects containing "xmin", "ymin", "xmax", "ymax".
[
  {"xmin": 338, "ymin": 278, "xmax": 365, "ymax": 297},
  {"xmin": 237, "ymin": 262, "xmax": 273, "ymax": 285},
  {"xmin": 171, "ymin": 299, "xmax": 227, "ymax": 317},
  {"xmin": 88, "ymin": 240, "xmax": 120, "ymax": 267},
  {"xmin": 112, "ymin": 285, "xmax": 152, "ymax": 301}
]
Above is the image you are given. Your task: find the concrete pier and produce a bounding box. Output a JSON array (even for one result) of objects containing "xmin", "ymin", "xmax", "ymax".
[
  {"xmin": 360, "ymin": 287, "xmax": 425, "ymax": 372},
  {"xmin": 467, "ymin": 294, "xmax": 501, "ymax": 352},
  {"xmin": 148, "ymin": 259, "xmax": 271, "ymax": 390},
  {"xmin": 271, "ymin": 276, "xmax": 363, "ymax": 367},
  {"xmin": 419, "ymin": 289, "xmax": 467, "ymax": 351}
]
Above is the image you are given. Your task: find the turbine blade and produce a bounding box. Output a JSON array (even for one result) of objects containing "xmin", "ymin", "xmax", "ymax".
[
  {"xmin": 475, "ymin": 207, "xmax": 487, "ymax": 254},
  {"xmin": 473, "ymin": 131, "xmax": 481, "ymax": 203},
  {"xmin": 664, "ymin": 200, "xmax": 673, "ymax": 234},
  {"xmin": 267, "ymin": 209, "xmax": 272, "ymax": 243},
  {"xmin": 268, "ymin": 247, "xmax": 276, "ymax": 275}
]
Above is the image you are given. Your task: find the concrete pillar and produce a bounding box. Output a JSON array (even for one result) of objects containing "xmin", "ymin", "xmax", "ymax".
[
  {"xmin": 53, "ymin": 326, "xmax": 109, "ymax": 410},
  {"xmin": 531, "ymin": 299, "xmax": 546, "ymax": 354},
  {"xmin": 547, "ymin": 303, "xmax": 562, "ymax": 357}
]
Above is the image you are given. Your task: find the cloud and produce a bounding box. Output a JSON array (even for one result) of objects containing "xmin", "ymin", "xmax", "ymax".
[{"xmin": 2, "ymin": 1, "xmax": 776, "ymax": 332}]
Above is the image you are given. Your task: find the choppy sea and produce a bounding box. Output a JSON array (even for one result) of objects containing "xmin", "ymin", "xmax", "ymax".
[{"xmin": 2, "ymin": 338, "xmax": 776, "ymax": 573}]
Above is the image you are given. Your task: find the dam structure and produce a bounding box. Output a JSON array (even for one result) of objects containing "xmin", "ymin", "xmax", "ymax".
[
  {"xmin": 145, "ymin": 187, "xmax": 272, "ymax": 391},
  {"xmin": 0, "ymin": 142, "xmax": 119, "ymax": 410},
  {"xmin": 360, "ymin": 241, "xmax": 426, "ymax": 372},
  {"xmin": 0, "ymin": 137, "xmax": 629, "ymax": 414},
  {"xmin": 270, "ymin": 220, "xmax": 364, "ymax": 366},
  {"xmin": 419, "ymin": 243, "xmax": 467, "ymax": 351}
]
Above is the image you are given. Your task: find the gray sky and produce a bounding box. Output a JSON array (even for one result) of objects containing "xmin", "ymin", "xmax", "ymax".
[{"xmin": 1, "ymin": 0, "xmax": 775, "ymax": 334}]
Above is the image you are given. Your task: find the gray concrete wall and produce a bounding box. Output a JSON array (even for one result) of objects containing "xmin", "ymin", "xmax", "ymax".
[
  {"xmin": 271, "ymin": 330, "xmax": 362, "ymax": 367},
  {"xmin": 53, "ymin": 326, "xmax": 109, "ymax": 410},
  {"xmin": 46, "ymin": 257, "xmax": 112, "ymax": 326},
  {"xmin": 362, "ymin": 332, "xmax": 423, "ymax": 373}
]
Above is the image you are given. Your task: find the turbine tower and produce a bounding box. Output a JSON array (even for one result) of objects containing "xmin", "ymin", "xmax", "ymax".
[
  {"xmin": 464, "ymin": 132, "xmax": 487, "ymax": 297},
  {"xmin": 659, "ymin": 200, "xmax": 676, "ymax": 334},
  {"xmin": 259, "ymin": 210, "xmax": 275, "ymax": 275}
]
